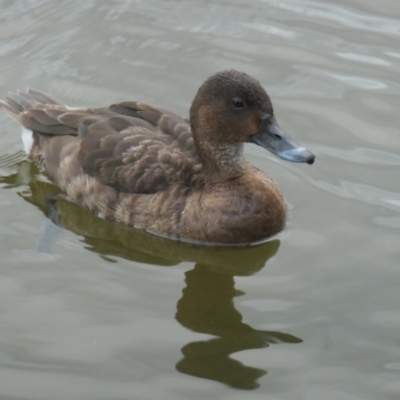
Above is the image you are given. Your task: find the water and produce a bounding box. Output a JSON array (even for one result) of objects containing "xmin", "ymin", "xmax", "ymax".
[{"xmin": 0, "ymin": 0, "xmax": 399, "ymax": 398}]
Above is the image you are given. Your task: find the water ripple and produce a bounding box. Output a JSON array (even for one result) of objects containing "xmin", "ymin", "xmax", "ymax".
[
  {"xmin": 316, "ymin": 180, "xmax": 400, "ymax": 212},
  {"xmin": 316, "ymin": 146, "xmax": 400, "ymax": 166},
  {"xmin": 264, "ymin": 0, "xmax": 400, "ymax": 36},
  {"xmin": 336, "ymin": 52, "xmax": 391, "ymax": 67}
]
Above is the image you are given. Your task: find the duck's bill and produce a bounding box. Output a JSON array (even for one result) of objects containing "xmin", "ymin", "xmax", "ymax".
[{"xmin": 250, "ymin": 116, "xmax": 315, "ymax": 165}]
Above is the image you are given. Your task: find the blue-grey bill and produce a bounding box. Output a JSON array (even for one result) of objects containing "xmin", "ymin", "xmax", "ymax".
[{"xmin": 250, "ymin": 116, "xmax": 315, "ymax": 165}]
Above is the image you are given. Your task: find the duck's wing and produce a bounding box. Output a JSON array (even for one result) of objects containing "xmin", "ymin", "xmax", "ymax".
[
  {"xmin": 77, "ymin": 102, "xmax": 202, "ymax": 194},
  {"xmin": 1, "ymin": 90, "xmax": 202, "ymax": 194}
]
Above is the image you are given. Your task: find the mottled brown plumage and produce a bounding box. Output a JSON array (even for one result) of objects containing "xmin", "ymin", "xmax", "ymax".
[{"xmin": 0, "ymin": 70, "xmax": 315, "ymax": 245}]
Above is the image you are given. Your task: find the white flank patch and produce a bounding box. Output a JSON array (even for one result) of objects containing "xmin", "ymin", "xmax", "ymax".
[{"xmin": 21, "ymin": 127, "xmax": 33, "ymax": 153}]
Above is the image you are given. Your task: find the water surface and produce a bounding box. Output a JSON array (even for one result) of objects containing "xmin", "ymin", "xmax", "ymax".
[{"xmin": 0, "ymin": 0, "xmax": 399, "ymax": 399}]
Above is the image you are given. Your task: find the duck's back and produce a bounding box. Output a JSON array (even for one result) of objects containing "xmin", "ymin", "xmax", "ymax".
[{"xmin": 2, "ymin": 89, "xmax": 203, "ymax": 194}]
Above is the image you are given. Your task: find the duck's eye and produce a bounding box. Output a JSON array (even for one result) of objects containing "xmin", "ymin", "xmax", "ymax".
[{"xmin": 231, "ymin": 97, "xmax": 245, "ymax": 109}]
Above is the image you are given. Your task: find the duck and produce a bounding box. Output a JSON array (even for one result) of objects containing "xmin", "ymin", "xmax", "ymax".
[{"xmin": 0, "ymin": 70, "xmax": 314, "ymax": 245}]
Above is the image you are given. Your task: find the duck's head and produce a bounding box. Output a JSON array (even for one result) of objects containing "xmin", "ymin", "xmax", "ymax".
[{"xmin": 190, "ymin": 70, "xmax": 315, "ymax": 165}]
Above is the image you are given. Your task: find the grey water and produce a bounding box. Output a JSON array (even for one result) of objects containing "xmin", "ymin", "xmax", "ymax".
[{"xmin": 0, "ymin": 0, "xmax": 399, "ymax": 399}]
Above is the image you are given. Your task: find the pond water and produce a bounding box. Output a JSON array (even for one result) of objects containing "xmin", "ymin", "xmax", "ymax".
[{"xmin": 0, "ymin": 0, "xmax": 399, "ymax": 399}]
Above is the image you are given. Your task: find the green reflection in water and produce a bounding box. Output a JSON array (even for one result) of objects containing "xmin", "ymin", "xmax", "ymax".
[
  {"xmin": 0, "ymin": 154, "xmax": 303, "ymax": 390},
  {"xmin": 176, "ymin": 264, "xmax": 302, "ymax": 390}
]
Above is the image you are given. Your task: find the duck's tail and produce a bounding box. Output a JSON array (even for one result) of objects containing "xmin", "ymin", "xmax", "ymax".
[{"xmin": 0, "ymin": 89, "xmax": 78, "ymax": 136}]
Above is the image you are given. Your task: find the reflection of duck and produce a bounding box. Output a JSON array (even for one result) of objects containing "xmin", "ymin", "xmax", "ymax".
[
  {"xmin": 176, "ymin": 265, "xmax": 302, "ymax": 390},
  {"xmin": 0, "ymin": 156, "xmax": 303, "ymax": 390},
  {"xmin": 1, "ymin": 70, "xmax": 314, "ymax": 245}
]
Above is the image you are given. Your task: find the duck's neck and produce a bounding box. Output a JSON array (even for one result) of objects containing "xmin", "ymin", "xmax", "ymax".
[{"xmin": 196, "ymin": 141, "xmax": 246, "ymax": 185}]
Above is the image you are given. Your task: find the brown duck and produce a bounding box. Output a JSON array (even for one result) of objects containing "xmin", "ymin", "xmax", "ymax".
[{"xmin": 1, "ymin": 70, "xmax": 314, "ymax": 245}]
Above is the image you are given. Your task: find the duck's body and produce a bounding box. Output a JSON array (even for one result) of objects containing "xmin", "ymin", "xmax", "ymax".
[{"xmin": 1, "ymin": 70, "xmax": 314, "ymax": 245}]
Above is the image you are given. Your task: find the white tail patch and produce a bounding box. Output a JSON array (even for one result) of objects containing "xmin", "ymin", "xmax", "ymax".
[{"xmin": 21, "ymin": 127, "xmax": 33, "ymax": 153}]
